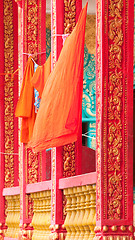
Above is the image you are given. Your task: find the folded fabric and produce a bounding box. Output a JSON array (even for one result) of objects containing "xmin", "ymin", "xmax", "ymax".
[
  {"xmin": 28, "ymin": 3, "xmax": 88, "ymax": 152},
  {"xmin": 31, "ymin": 53, "xmax": 51, "ymax": 98},
  {"xmin": 15, "ymin": 57, "xmax": 36, "ymax": 143}
]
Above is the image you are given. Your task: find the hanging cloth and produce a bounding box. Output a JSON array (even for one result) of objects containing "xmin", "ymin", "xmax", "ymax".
[
  {"xmin": 28, "ymin": 3, "xmax": 88, "ymax": 152},
  {"xmin": 31, "ymin": 53, "xmax": 51, "ymax": 98},
  {"xmin": 15, "ymin": 57, "xmax": 36, "ymax": 143}
]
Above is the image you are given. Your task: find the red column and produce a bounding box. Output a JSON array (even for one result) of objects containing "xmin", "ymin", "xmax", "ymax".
[
  {"xmin": 96, "ymin": 0, "xmax": 134, "ymax": 239},
  {"xmin": 17, "ymin": 0, "xmax": 47, "ymax": 238},
  {"xmin": 0, "ymin": 2, "xmax": 6, "ymax": 237},
  {"xmin": 50, "ymin": 0, "xmax": 82, "ymax": 239},
  {"xmin": 50, "ymin": 0, "xmax": 65, "ymax": 238},
  {"xmin": 0, "ymin": 1, "xmax": 18, "ymax": 238}
]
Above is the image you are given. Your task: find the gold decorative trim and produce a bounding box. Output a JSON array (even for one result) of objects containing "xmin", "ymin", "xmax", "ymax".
[
  {"xmin": 4, "ymin": 0, "xmax": 14, "ymax": 188},
  {"xmin": 63, "ymin": 0, "xmax": 76, "ymax": 178},
  {"xmin": 27, "ymin": 0, "xmax": 38, "ymax": 56},
  {"xmin": 96, "ymin": 0, "xmax": 101, "ymax": 221},
  {"xmin": 52, "ymin": 0, "xmax": 57, "ymax": 65},
  {"xmin": 107, "ymin": 0, "xmax": 123, "ymax": 219},
  {"xmin": 64, "ymin": 0, "xmax": 76, "ymax": 34},
  {"xmin": 27, "ymin": 149, "xmax": 38, "ymax": 184},
  {"xmin": 63, "ymin": 143, "xmax": 75, "ymax": 177},
  {"xmin": 52, "ymin": 148, "xmax": 56, "ymax": 223},
  {"xmin": 124, "ymin": 0, "xmax": 128, "ymax": 219}
]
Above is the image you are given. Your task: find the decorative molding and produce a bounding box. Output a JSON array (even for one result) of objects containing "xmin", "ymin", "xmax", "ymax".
[
  {"xmin": 85, "ymin": 15, "xmax": 96, "ymax": 55},
  {"xmin": 62, "ymin": 193, "xmax": 67, "ymax": 220},
  {"xmin": 3, "ymin": 0, "xmax": 14, "ymax": 188},
  {"xmin": 63, "ymin": 143, "xmax": 75, "ymax": 177},
  {"xmin": 96, "ymin": 0, "xmax": 101, "ymax": 222},
  {"xmin": 25, "ymin": 194, "xmax": 33, "ymax": 219},
  {"xmin": 52, "ymin": 0, "xmax": 57, "ymax": 65},
  {"xmin": 107, "ymin": 0, "xmax": 124, "ymax": 220},
  {"xmin": 27, "ymin": 0, "xmax": 38, "ymax": 57},
  {"xmin": 64, "ymin": 0, "xmax": 76, "ymax": 34},
  {"xmin": 63, "ymin": 0, "xmax": 76, "ymax": 178},
  {"xmin": 27, "ymin": 148, "xmax": 38, "ymax": 184},
  {"xmin": 52, "ymin": 148, "xmax": 56, "ymax": 223}
]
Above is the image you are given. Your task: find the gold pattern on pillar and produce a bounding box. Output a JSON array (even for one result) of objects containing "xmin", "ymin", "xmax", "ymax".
[
  {"xmin": 63, "ymin": 0, "xmax": 76, "ymax": 177},
  {"xmin": 3, "ymin": 0, "xmax": 14, "ymax": 187},
  {"xmin": 63, "ymin": 144, "xmax": 75, "ymax": 177},
  {"xmin": 107, "ymin": 0, "xmax": 124, "ymax": 219},
  {"xmin": 63, "ymin": 184, "xmax": 96, "ymax": 240},
  {"xmin": 27, "ymin": 149, "xmax": 38, "ymax": 184},
  {"xmin": 5, "ymin": 195, "xmax": 20, "ymax": 238},
  {"xmin": 96, "ymin": 0, "xmax": 101, "ymax": 222},
  {"xmin": 31, "ymin": 191, "xmax": 51, "ymax": 240},
  {"xmin": 64, "ymin": 0, "xmax": 76, "ymax": 34},
  {"xmin": 27, "ymin": 0, "xmax": 38, "ymax": 56}
]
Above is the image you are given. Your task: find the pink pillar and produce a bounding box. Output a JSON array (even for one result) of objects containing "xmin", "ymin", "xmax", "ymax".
[
  {"xmin": 95, "ymin": 0, "xmax": 134, "ymax": 239},
  {"xmin": 50, "ymin": 0, "xmax": 82, "ymax": 239},
  {"xmin": 0, "ymin": 0, "xmax": 5, "ymax": 230},
  {"xmin": 0, "ymin": 1, "xmax": 18, "ymax": 238},
  {"xmin": 16, "ymin": 0, "xmax": 47, "ymax": 238},
  {"xmin": 50, "ymin": 0, "xmax": 65, "ymax": 238}
]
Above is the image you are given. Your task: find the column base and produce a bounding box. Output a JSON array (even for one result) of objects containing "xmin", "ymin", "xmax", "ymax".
[
  {"xmin": 94, "ymin": 226, "xmax": 134, "ymax": 240},
  {"xmin": 49, "ymin": 225, "xmax": 66, "ymax": 240}
]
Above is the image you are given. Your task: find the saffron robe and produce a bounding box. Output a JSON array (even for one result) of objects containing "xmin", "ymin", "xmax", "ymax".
[
  {"xmin": 31, "ymin": 53, "xmax": 51, "ymax": 98},
  {"xmin": 29, "ymin": 3, "xmax": 88, "ymax": 152},
  {"xmin": 15, "ymin": 57, "xmax": 36, "ymax": 143}
]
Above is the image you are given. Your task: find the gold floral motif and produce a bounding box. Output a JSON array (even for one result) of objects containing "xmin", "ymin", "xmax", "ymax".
[
  {"xmin": 52, "ymin": 148, "xmax": 56, "ymax": 223},
  {"xmin": 52, "ymin": 0, "xmax": 57, "ymax": 65},
  {"xmin": 63, "ymin": 0, "xmax": 76, "ymax": 178},
  {"xmin": 27, "ymin": 148, "xmax": 38, "ymax": 184},
  {"xmin": 28, "ymin": 194, "xmax": 33, "ymax": 219},
  {"xmin": 62, "ymin": 193, "xmax": 67, "ymax": 220},
  {"xmin": 3, "ymin": 0, "xmax": 14, "ymax": 187},
  {"xmin": 64, "ymin": 0, "xmax": 76, "ymax": 34},
  {"xmin": 96, "ymin": 0, "xmax": 101, "ymax": 221},
  {"xmin": 63, "ymin": 143, "xmax": 75, "ymax": 177},
  {"xmin": 27, "ymin": 0, "xmax": 38, "ymax": 58},
  {"xmin": 107, "ymin": 0, "xmax": 123, "ymax": 219}
]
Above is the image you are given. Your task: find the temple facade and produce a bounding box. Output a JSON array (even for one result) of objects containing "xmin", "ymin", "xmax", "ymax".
[{"xmin": 0, "ymin": 0, "xmax": 134, "ymax": 239}]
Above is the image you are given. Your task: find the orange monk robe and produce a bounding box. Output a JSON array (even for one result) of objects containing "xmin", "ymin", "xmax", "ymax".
[
  {"xmin": 28, "ymin": 3, "xmax": 88, "ymax": 152},
  {"xmin": 15, "ymin": 57, "xmax": 36, "ymax": 143},
  {"xmin": 30, "ymin": 54, "xmax": 51, "ymax": 98}
]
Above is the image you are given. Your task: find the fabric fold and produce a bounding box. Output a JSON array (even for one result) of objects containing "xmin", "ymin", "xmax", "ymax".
[
  {"xmin": 15, "ymin": 57, "xmax": 36, "ymax": 143},
  {"xmin": 31, "ymin": 53, "xmax": 51, "ymax": 98},
  {"xmin": 28, "ymin": 3, "xmax": 88, "ymax": 152}
]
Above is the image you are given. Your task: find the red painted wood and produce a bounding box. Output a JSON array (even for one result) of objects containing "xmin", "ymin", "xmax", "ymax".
[
  {"xmin": 51, "ymin": 0, "xmax": 64, "ymax": 231},
  {"xmin": 0, "ymin": 0, "xmax": 5, "ymax": 224},
  {"xmin": 59, "ymin": 172, "xmax": 96, "ymax": 189},
  {"xmin": 40, "ymin": 0, "xmax": 46, "ymax": 65},
  {"xmin": 82, "ymin": 146, "xmax": 96, "ymax": 174},
  {"xmin": 56, "ymin": 0, "xmax": 64, "ymax": 59},
  {"xmin": 13, "ymin": 0, "xmax": 19, "ymax": 187},
  {"xmin": 76, "ymin": 0, "xmax": 82, "ymax": 22},
  {"xmin": 95, "ymin": 0, "xmax": 134, "ymax": 237},
  {"xmin": 46, "ymin": 150, "xmax": 51, "ymax": 180},
  {"xmin": 126, "ymin": 0, "xmax": 134, "ymax": 224},
  {"xmin": 51, "ymin": 147, "xmax": 63, "ymax": 225},
  {"xmin": 41, "ymin": 150, "xmax": 47, "ymax": 181},
  {"xmin": 26, "ymin": 180, "xmax": 52, "ymax": 194},
  {"xmin": 3, "ymin": 187, "xmax": 20, "ymax": 196}
]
